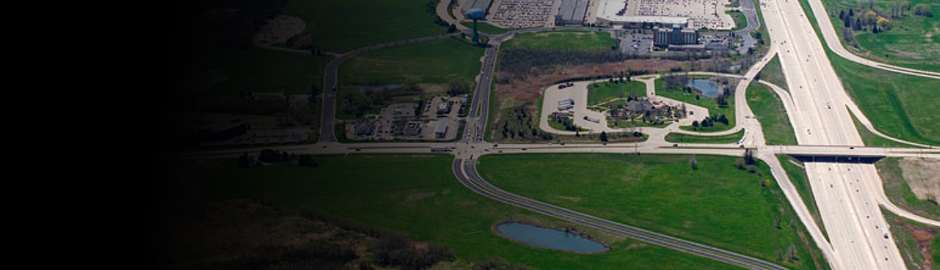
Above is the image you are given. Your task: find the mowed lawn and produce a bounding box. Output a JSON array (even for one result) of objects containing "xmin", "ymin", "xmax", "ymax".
[
  {"xmin": 502, "ymin": 31, "xmax": 617, "ymax": 51},
  {"xmin": 817, "ymin": 0, "xmax": 940, "ymax": 71},
  {"xmin": 747, "ymin": 82, "xmax": 798, "ymax": 145},
  {"xmin": 190, "ymin": 154, "xmax": 738, "ymax": 270},
  {"xmin": 587, "ymin": 81, "xmax": 646, "ymax": 105},
  {"xmin": 461, "ymin": 21, "xmax": 510, "ymax": 35},
  {"xmin": 196, "ymin": 46, "xmax": 332, "ymax": 96},
  {"xmin": 665, "ymin": 130, "xmax": 744, "ymax": 144},
  {"xmin": 284, "ymin": 0, "xmax": 446, "ymax": 53},
  {"xmin": 340, "ymin": 38, "xmax": 485, "ymax": 85},
  {"xmin": 478, "ymin": 154, "xmax": 827, "ymax": 270},
  {"xmin": 829, "ymin": 54, "xmax": 940, "ymax": 145},
  {"xmin": 656, "ymin": 79, "xmax": 737, "ymax": 132},
  {"xmin": 758, "ymin": 55, "xmax": 789, "ymax": 91}
]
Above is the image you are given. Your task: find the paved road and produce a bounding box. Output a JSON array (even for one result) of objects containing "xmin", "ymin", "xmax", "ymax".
[
  {"xmin": 733, "ymin": 0, "xmax": 761, "ymax": 54},
  {"xmin": 317, "ymin": 33, "xmax": 463, "ymax": 143}
]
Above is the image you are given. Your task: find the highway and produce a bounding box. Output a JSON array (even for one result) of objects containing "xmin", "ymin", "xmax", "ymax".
[{"xmin": 760, "ymin": 0, "xmax": 933, "ymax": 267}]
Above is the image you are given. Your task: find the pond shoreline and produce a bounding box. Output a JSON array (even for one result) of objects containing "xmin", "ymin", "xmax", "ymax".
[{"xmin": 491, "ymin": 221, "xmax": 611, "ymax": 254}]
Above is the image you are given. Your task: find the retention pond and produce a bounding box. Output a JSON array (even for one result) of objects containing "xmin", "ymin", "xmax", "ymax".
[
  {"xmin": 687, "ymin": 79, "xmax": 722, "ymax": 98},
  {"xmin": 495, "ymin": 222, "xmax": 608, "ymax": 253}
]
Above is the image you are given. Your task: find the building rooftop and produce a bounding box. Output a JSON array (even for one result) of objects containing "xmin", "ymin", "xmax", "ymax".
[{"xmin": 596, "ymin": 0, "xmax": 688, "ymax": 25}]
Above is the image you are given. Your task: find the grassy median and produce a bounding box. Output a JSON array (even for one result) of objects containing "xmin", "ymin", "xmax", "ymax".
[{"xmin": 747, "ymin": 82, "xmax": 798, "ymax": 145}]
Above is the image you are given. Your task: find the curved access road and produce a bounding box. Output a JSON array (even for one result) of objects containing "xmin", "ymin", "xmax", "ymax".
[
  {"xmin": 453, "ymin": 158, "xmax": 788, "ymax": 270},
  {"xmin": 317, "ymin": 33, "xmax": 462, "ymax": 143},
  {"xmin": 802, "ymin": 0, "xmax": 940, "ymax": 80}
]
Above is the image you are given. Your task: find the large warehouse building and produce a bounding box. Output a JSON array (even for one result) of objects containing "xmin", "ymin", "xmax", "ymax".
[{"xmin": 556, "ymin": 0, "xmax": 590, "ymax": 25}]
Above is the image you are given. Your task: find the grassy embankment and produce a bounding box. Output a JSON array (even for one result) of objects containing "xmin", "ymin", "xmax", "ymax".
[
  {"xmin": 665, "ymin": 130, "xmax": 745, "ymax": 144},
  {"xmin": 502, "ymin": 31, "xmax": 617, "ymax": 51},
  {"xmin": 183, "ymin": 154, "xmax": 739, "ymax": 269},
  {"xmin": 814, "ymin": 0, "xmax": 940, "ymax": 72},
  {"xmin": 776, "ymin": 155, "xmax": 830, "ymax": 241},
  {"xmin": 757, "ymin": 55, "xmax": 789, "ymax": 91},
  {"xmin": 461, "ymin": 21, "xmax": 510, "ymax": 35},
  {"xmin": 875, "ymin": 157, "xmax": 940, "ymax": 221},
  {"xmin": 747, "ymin": 82, "xmax": 798, "ymax": 145},
  {"xmin": 284, "ymin": 0, "xmax": 448, "ymax": 53},
  {"xmin": 479, "ymin": 153, "xmax": 831, "ymax": 270}
]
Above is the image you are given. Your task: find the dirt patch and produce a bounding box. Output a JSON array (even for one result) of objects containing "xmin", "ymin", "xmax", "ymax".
[
  {"xmin": 626, "ymin": 243, "xmax": 648, "ymax": 250},
  {"xmin": 151, "ymin": 199, "xmax": 367, "ymax": 269},
  {"xmin": 403, "ymin": 191, "xmax": 437, "ymax": 203},
  {"xmin": 495, "ymin": 59, "xmax": 683, "ymax": 105},
  {"xmin": 796, "ymin": 229, "xmax": 825, "ymax": 270},
  {"xmin": 254, "ymin": 15, "xmax": 305, "ymax": 45},
  {"xmin": 899, "ymin": 158, "xmax": 940, "ymax": 202},
  {"xmin": 455, "ymin": 200, "xmax": 478, "ymax": 206},
  {"xmin": 894, "ymin": 218, "xmax": 937, "ymax": 270},
  {"xmin": 556, "ymin": 195, "xmax": 582, "ymax": 202},
  {"xmin": 683, "ymin": 220, "xmax": 694, "ymax": 229}
]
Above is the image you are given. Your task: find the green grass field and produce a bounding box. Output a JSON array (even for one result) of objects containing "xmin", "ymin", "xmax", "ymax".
[
  {"xmin": 849, "ymin": 112, "xmax": 919, "ymax": 148},
  {"xmin": 461, "ymin": 21, "xmax": 510, "ymax": 35},
  {"xmin": 796, "ymin": 0, "xmax": 940, "ymax": 146},
  {"xmin": 194, "ymin": 46, "xmax": 332, "ymax": 96},
  {"xmin": 587, "ymin": 81, "xmax": 646, "ymax": 105},
  {"xmin": 187, "ymin": 154, "xmax": 739, "ymax": 269},
  {"xmin": 816, "ymin": 0, "xmax": 940, "ymax": 71},
  {"xmin": 283, "ymin": 0, "xmax": 447, "ymax": 53},
  {"xmin": 777, "ymin": 155, "xmax": 829, "ymax": 241},
  {"xmin": 881, "ymin": 210, "xmax": 936, "ymax": 270},
  {"xmin": 728, "ymin": 10, "xmax": 749, "ymax": 32},
  {"xmin": 478, "ymin": 153, "xmax": 828, "ymax": 270},
  {"xmin": 747, "ymin": 82, "xmax": 798, "ymax": 145},
  {"xmin": 875, "ymin": 158, "xmax": 940, "ymax": 221},
  {"xmin": 758, "ymin": 55, "xmax": 789, "ymax": 91},
  {"xmin": 664, "ymin": 130, "xmax": 744, "ymax": 144},
  {"xmin": 502, "ymin": 31, "xmax": 617, "ymax": 52},
  {"xmin": 340, "ymin": 38, "xmax": 484, "ymax": 85},
  {"xmin": 656, "ymin": 79, "xmax": 736, "ymax": 132},
  {"xmin": 828, "ymin": 54, "xmax": 940, "ymax": 145}
]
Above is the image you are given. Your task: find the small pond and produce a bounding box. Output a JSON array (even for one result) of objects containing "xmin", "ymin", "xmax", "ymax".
[
  {"xmin": 687, "ymin": 79, "xmax": 722, "ymax": 98},
  {"xmin": 495, "ymin": 222, "xmax": 608, "ymax": 253}
]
